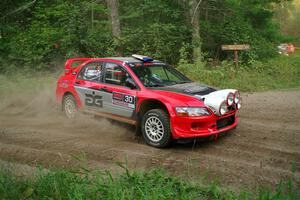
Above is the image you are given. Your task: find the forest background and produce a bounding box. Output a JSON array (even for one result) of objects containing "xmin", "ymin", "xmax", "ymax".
[{"xmin": 0, "ymin": 0, "xmax": 299, "ymax": 91}]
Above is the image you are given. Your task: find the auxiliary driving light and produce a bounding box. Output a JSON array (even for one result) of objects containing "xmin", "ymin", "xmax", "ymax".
[
  {"xmin": 236, "ymin": 100, "xmax": 242, "ymax": 110},
  {"xmin": 227, "ymin": 92, "xmax": 234, "ymax": 106},
  {"xmin": 234, "ymin": 91, "xmax": 240, "ymax": 104},
  {"xmin": 219, "ymin": 101, "xmax": 228, "ymax": 115}
]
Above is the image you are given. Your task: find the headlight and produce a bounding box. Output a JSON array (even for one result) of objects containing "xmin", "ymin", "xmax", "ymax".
[
  {"xmin": 227, "ymin": 92, "xmax": 234, "ymax": 106},
  {"xmin": 175, "ymin": 107, "xmax": 211, "ymax": 117},
  {"xmin": 234, "ymin": 91, "xmax": 240, "ymax": 104},
  {"xmin": 236, "ymin": 100, "xmax": 242, "ymax": 110},
  {"xmin": 219, "ymin": 101, "xmax": 228, "ymax": 115}
]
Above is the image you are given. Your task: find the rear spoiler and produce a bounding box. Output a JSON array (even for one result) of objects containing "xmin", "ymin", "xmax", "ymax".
[{"xmin": 64, "ymin": 58, "xmax": 92, "ymax": 75}]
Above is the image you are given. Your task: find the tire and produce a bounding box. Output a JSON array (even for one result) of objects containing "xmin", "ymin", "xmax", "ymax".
[
  {"xmin": 62, "ymin": 94, "xmax": 78, "ymax": 119},
  {"xmin": 141, "ymin": 109, "xmax": 172, "ymax": 148}
]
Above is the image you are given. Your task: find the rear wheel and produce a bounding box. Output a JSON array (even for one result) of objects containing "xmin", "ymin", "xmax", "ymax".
[
  {"xmin": 62, "ymin": 94, "xmax": 77, "ymax": 119},
  {"xmin": 141, "ymin": 109, "xmax": 172, "ymax": 148}
]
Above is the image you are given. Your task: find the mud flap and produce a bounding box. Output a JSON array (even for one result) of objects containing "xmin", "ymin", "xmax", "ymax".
[{"xmin": 214, "ymin": 133, "xmax": 219, "ymax": 142}]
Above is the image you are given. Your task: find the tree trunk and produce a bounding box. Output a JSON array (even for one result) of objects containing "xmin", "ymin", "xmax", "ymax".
[
  {"xmin": 190, "ymin": 0, "xmax": 202, "ymax": 63},
  {"xmin": 178, "ymin": 0, "xmax": 191, "ymax": 26},
  {"xmin": 106, "ymin": 0, "xmax": 122, "ymax": 55}
]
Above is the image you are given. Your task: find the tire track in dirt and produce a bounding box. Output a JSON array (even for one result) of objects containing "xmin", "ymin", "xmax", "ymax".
[{"xmin": 0, "ymin": 89, "xmax": 299, "ymax": 191}]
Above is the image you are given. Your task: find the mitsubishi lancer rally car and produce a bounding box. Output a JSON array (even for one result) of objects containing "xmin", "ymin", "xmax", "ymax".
[{"xmin": 56, "ymin": 55, "xmax": 241, "ymax": 148}]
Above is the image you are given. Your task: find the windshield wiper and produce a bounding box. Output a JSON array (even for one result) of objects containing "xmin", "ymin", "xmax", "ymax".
[
  {"xmin": 175, "ymin": 80, "xmax": 192, "ymax": 84},
  {"xmin": 147, "ymin": 83, "xmax": 165, "ymax": 87}
]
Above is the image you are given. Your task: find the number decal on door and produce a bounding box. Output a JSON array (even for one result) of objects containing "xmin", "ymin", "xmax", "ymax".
[
  {"xmin": 112, "ymin": 92, "xmax": 135, "ymax": 109},
  {"xmin": 85, "ymin": 94, "xmax": 103, "ymax": 107},
  {"xmin": 124, "ymin": 95, "xmax": 134, "ymax": 104}
]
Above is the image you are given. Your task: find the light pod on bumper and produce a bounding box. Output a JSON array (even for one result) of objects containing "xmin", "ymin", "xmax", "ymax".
[
  {"xmin": 226, "ymin": 92, "xmax": 234, "ymax": 106},
  {"xmin": 204, "ymin": 95, "xmax": 228, "ymax": 116},
  {"xmin": 211, "ymin": 89, "xmax": 241, "ymax": 105},
  {"xmin": 233, "ymin": 91, "xmax": 240, "ymax": 104},
  {"xmin": 219, "ymin": 101, "xmax": 228, "ymax": 115},
  {"xmin": 219, "ymin": 89, "xmax": 241, "ymax": 104},
  {"xmin": 204, "ymin": 89, "xmax": 235, "ymax": 106},
  {"xmin": 224, "ymin": 89, "xmax": 241, "ymax": 105},
  {"xmin": 201, "ymin": 89, "xmax": 242, "ymax": 115},
  {"xmin": 236, "ymin": 99, "xmax": 242, "ymax": 110}
]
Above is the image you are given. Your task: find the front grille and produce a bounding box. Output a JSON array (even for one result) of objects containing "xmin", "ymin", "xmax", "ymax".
[
  {"xmin": 216, "ymin": 115, "xmax": 235, "ymax": 130},
  {"xmin": 228, "ymin": 105, "xmax": 236, "ymax": 111}
]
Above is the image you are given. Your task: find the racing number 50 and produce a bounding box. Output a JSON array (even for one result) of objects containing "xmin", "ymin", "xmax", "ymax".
[{"xmin": 85, "ymin": 94, "xmax": 103, "ymax": 107}]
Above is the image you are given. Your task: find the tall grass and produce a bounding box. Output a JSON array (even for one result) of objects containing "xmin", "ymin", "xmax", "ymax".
[
  {"xmin": 1, "ymin": 52, "xmax": 299, "ymax": 94},
  {"xmin": 178, "ymin": 52, "xmax": 300, "ymax": 92},
  {"xmin": 0, "ymin": 166, "xmax": 299, "ymax": 200}
]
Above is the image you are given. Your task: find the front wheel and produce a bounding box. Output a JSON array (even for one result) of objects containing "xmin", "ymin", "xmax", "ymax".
[
  {"xmin": 62, "ymin": 94, "xmax": 78, "ymax": 119},
  {"xmin": 141, "ymin": 109, "xmax": 172, "ymax": 148}
]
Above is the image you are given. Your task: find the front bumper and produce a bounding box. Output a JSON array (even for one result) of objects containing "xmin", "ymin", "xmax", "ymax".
[{"xmin": 170, "ymin": 111, "xmax": 238, "ymax": 139}]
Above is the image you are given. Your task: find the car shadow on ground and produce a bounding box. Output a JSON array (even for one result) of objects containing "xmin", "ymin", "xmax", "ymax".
[
  {"xmin": 170, "ymin": 130, "xmax": 235, "ymax": 150},
  {"xmin": 93, "ymin": 115, "xmax": 236, "ymax": 151}
]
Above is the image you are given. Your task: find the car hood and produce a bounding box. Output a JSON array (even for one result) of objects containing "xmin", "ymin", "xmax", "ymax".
[{"xmin": 151, "ymin": 82, "xmax": 216, "ymax": 97}]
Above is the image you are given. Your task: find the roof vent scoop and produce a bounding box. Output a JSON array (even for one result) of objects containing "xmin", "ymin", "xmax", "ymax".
[{"xmin": 132, "ymin": 54, "xmax": 153, "ymax": 62}]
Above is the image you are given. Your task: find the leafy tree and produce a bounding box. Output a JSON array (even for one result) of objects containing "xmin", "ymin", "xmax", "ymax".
[{"xmin": 0, "ymin": 0, "xmax": 294, "ymax": 72}]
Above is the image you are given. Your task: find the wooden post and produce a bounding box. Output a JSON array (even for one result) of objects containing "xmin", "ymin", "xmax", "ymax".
[
  {"xmin": 234, "ymin": 50, "xmax": 238, "ymax": 68},
  {"xmin": 221, "ymin": 44, "xmax": 250, "ymax": 68}
]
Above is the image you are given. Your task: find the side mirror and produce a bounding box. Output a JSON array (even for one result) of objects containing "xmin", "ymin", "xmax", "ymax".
[{"xmin": 125, "ymin": 78, "xmax": 136, "ymax": 89}]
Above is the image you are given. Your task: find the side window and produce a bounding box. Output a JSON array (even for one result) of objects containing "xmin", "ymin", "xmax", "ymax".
[
  {"xmin": 104, "ymin": 63, "xmax": 130, "ymax": 87},
  {"xmin": 77, "ymin": 62, "xmax": 103, "ymax": 82}
]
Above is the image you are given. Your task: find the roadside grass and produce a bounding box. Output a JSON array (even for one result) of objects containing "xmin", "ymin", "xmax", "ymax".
[
  {"xmin": 0, "ymin": 72, "xmax": 58, "ymax": 99},
  {"xmin": 1, "ymin": 51, "xmax": 299, "ymax": 94},
  {"xmin": 0, "ymin": 166, "xmax": 299, "ymax": 200},
  {"xmin": 178, "ymin": 52, "xmax": 300, "ymax": 92}
]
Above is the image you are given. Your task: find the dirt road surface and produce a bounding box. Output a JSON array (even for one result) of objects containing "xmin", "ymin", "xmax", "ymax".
[{"xmin": 0, "ymin": 84, "xmax": 299, "ymax": 191}]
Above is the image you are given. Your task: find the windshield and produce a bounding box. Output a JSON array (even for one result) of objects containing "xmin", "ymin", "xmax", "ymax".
[{"xmin": 130, "ymin": 64, "xmax": 191, "ymax": 87}]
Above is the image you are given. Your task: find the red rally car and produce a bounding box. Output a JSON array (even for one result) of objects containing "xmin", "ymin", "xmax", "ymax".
[{"xmin": 56, "ymin": 55, "xmax": 241, "ymax": 148}]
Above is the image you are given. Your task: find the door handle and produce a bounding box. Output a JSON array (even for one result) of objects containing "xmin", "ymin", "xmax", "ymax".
[{"xmin": 75, "ymin": 81, "xmax": 81, "ymax": 85}]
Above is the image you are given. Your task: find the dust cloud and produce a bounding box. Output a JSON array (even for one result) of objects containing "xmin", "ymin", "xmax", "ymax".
[{"xmin": 0, "ymin": 73, "xmax": 133, "ymax": 139}]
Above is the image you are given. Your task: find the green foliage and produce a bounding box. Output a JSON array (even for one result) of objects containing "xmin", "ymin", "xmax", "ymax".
[
  {"xmin": 178, "ymin": 51, "xmax": 300, "ymax": 92},
  {"xmin": 0, "ymin": 0, "xmax": 290, "ymax": 72},
  {"xmin": 0, "ymin": 166, "xmax": 299, "ymax": 200},
  {"xmin": 200, "ymin": 0, "xmax": 283, "ymax": 63},
  {"xmin": 273, "ymin": 0, "xmax": 300, "ymax": 46},
  {"xmin": 119, "ymin": 0, "xmax": 191, "ymax": 64}
]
